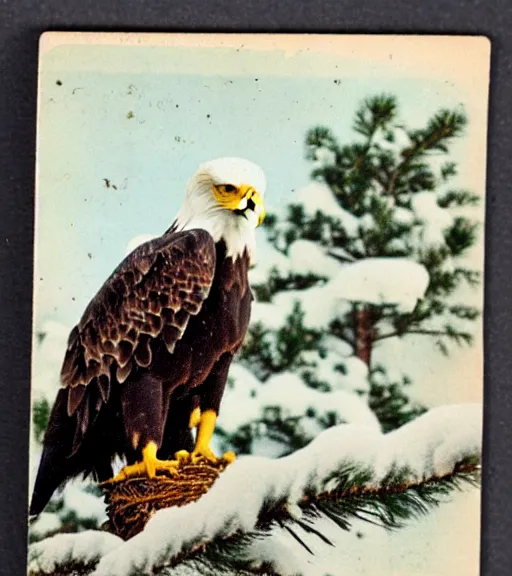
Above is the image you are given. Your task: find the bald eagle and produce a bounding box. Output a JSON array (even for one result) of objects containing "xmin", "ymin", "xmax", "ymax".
[{"xmin": 30, "ymin": 157, "xmax": 266, "ymax": 516}]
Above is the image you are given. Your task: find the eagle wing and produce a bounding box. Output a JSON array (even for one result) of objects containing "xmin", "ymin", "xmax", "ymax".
[{"xmin": 60, "ymin": 228, "xmax": 216, "ymax": 427}]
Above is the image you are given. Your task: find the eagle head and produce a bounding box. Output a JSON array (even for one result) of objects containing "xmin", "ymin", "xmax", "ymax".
[{"xmin": 176, "ymin": 157, "xmax": 267, "ymax": 261}]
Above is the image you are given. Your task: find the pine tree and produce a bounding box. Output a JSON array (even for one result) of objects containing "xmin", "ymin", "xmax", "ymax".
[{"xmin": 219, "ymin": 93, "xmax": 480, "ymax": 456}]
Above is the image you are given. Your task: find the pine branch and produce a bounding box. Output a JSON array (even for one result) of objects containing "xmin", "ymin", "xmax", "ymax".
[
  {"xmin": 79, "ymin": 404, "xmax": 482, "ymax": 576},
  {"xmin": 32, "ymin": 398, "xmax": 51, "ymax": 443},
  {"xmin": 368, "ymin": 369, "xmax": 427, "ymax": 433},
  {"xmin": 353, "ymin": 95, "xmax": 397, "ymax": 140},
  {"xmin": 308, "ymin": 461, "xmax": 479, "ymax": 532},
  {"xmin": 29, "ymin": 459, "xmax": 479, "ymax": 576},
  {"xmin": 383, "ymin": 109, "xmax": 467, "ymax": 197},
  {"xmin": 454, "ymin": 267, "xmax": 481, "ymax": 287},
  {"xmin": 374, "ymin": 328, "xmax": 473, "ymax": 342},
  {"xmin": 156, "ymin": 460, "xmax": 480, "ymax": 575},
  {"xmin": 159, "ymin": 560, "xmax": 280, "ymax": 576},
  {"xmin": 438, "ymin": 189, "xmax": 480, "ymax": 208},
  {"xmin": 449, "ymin": 305, "xmax": 480, "ymax": 321}
]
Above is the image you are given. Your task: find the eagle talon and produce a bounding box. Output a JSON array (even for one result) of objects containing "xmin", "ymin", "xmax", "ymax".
[
  {"xmin": 109, "ymin": 462, "xmax": 146, "ymax": 483},
  {"xmin": 155, "ymin": 460, "xmax": 179, "ymax": 476},
  {"xmin": 188, "ymin": 448, "xmax": 236, "ymax": 465},
  {"xmin": 107, "ymin": 442, "xmax": 179, "ymax": 483},
  {"xmin": 222, "ymin": 451, "xmax": 236, "ymax": 464},
  {"xmin": 191, "ymin": 446, "xmax": 218, "ymax": 464},
  {"xmin": 109, "ymin": 459, "xmax": 179, "ymax": 483},
  {"xmin": 174, "ymin": 449, "xmax": 192, "ymax": 463}
]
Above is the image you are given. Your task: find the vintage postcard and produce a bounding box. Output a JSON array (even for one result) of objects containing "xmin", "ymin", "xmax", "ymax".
[{"xmin": 28, "ymin": 33, "xmax": 490, "ymax": 576}]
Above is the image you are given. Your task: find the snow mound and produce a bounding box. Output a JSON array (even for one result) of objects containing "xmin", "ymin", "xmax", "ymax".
[
  {"xmin": 300, "ymin": 350, "xmax": 370, "ymax": 396},
  {"xmin": 63, "ymin": 484, "xmax": 108, "ymax": 524},
  {"xmin": 392, "ymin": 206, "xmax": 415, "ymax": 226},
  {"xmin": 218, "ymin": 367, "xmax": 376, "ymax": 435},
  {"xmin": 312, "ymin": 146, "xmax": 337, "ymax": 168},
  {"xmin": 30, "ymin": 513, "xmax": 62, "ymax": 540},
  {"xmin": 32, "ymin": 320, "xmax": 71, "ymax": 403},
  {"xmin": 217, "ymin": 364, "xmax": 264, "ymax": 432},
  {"xmin": 257, "ymin": 372, "xmax": 379, "ymax": 430},
  {"xmin": 29, "ymin": 531, "xmax": 123, "ymax": 575},
  {"xmin": 333, "ymin": 356, "xmax": 371, "ymax": 395},
  {"xmin": 373, "ymin": 403, "xmax": 482, "ymax": 483},
  {"xmin": 249, "ymin": 233, "xmax": 291, "ymax": 285},
  {"xmin": 359, "ymin": 213, "xmax": 376, "ymax": 231},
  {"xmin": 295, "ymin": 182, "xmax": 360, "ymax": 237},
  {"xmin": 91, "ymin": 403, "xmax": 481, "ymax": 576},
  {"xmin": 272, "ymin": 285, "xmax": 350, "ymax": 330},
  {"xmin": 329, "ymin": 258, "xmax": 430, "ymax": 313},
  {"xmin": 269, "ymin": 257, "xmax": 429, "ymax": 326},
  {"xmin": 288, "ymin": 239, "xmax": 340, "ymax": 279},
  {"xmin": 322, "ymin": 335, "xmax": 354, "ymax": 358},
  {"xmin": 411, "ymin": 191, "xmax": 454, "ymax": 247},
  {"xmin": 249, "ymin": 301, "xmax": 289, "ymax": 331}
]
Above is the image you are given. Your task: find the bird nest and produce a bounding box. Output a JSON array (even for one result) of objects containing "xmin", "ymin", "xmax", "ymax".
[{"xmin": 100, "ymin": 457, "xmax": 230, "ymax": 541}]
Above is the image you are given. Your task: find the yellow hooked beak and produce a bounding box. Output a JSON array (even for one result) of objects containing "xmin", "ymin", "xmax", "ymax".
[
  {"xmin": 237, "ymin": 184, "xmax": 266, "ymax": 227},
  {"xmin": 214, "ymin": 183, "xmax": 266, "ymax": 227}
]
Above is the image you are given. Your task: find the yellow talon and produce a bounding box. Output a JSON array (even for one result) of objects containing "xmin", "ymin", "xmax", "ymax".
[
  {"xmin": 110, "ymin": 462, "xmax": 146, "ymax": 483},
  {"xmin": 222, "ymin": 451, "xmax": 236, "ymax": 464},
  {"xmin": 187, "ymin": 409, "xmax": 237, "ymax": 465},
  {"xmin": 173, "ymin": 448, "xmax": 236, "ymax": 465},
  {"xmin": 173, "ymin": 411, "xmax": 238, "ymax": 467},
  {"xmin": 174, "ymin": 450, "xmax": 191, "ymax": 462},
  {"xmin": 108, "ymin": 442, "xmax": 179, "ymax": 483},
  {"xmin": 192, "ymin": 409, "xmax": 218, "ymax": 462},
  {"xmin": 191, "ymin": 445, "xmax": 218, "ymax": 463}
]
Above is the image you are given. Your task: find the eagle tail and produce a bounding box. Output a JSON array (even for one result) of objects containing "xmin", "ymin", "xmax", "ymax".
[{"xmin": 29, "ymin": 388, "xmax": 78, "ymax": 516}]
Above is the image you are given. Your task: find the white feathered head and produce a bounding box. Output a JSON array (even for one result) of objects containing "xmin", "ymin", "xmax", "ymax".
[{"xmin": 176, "ymin": 157, "xmax": 267, "ymax": 261}]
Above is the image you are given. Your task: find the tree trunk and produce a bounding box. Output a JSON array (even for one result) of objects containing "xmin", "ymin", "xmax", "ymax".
[{"xmin": 354, "ymin": 306, "xmax": 375, "ymax": 367}]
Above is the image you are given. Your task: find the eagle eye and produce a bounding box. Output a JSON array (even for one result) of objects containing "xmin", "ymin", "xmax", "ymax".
[{"xmin": 222, "ymin": 184, "xmax": 236, "ymax": 193}]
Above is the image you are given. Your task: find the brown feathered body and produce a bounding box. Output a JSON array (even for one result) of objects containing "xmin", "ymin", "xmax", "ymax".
[{"xmin": 30, "ymin": 228, "xmax": 252, "ymax": 516}]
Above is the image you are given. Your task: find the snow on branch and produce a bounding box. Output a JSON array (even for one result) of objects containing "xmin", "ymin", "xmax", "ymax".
[
  {"xmin": 252, "ymin": 255, "xmax": 430, "ymax": 330},
  {"xmin": 288, "ymin": 239, "xmax": 341, "ymax": 279},
  {"xmin": 249, "ymin": 233, "xmax": 291, "ymax": 285},
  {"xmin": 28, "ymin": 531, "xmax": 123, "ymax": 576},
  {"xmin": 218, "ymin": 367, "xmax": 378, "ymax": 436},
  {"xmin": 295, "ymin": 182, "xmax": 360, "ymax": 237},
  {"xmin": 328, "ymin": 258, "xmax": 429, "ymax": 313},
  {"xmin": 411, "ymin": 192, "xmax": 454, "ymax": 247},
  {"xmin": 81, "ymin": 403, "xmax": 481, "ymax": 576}
]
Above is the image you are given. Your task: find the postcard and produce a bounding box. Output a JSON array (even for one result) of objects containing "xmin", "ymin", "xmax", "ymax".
[{"xmin": 27, "ymin": 33, "xmax": 490, "ymax": 576}]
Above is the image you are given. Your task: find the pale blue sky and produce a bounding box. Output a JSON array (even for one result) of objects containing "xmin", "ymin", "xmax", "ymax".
[{"xmin": 35, "ymin": 41, "xmax": 473, "ymax": 329}]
